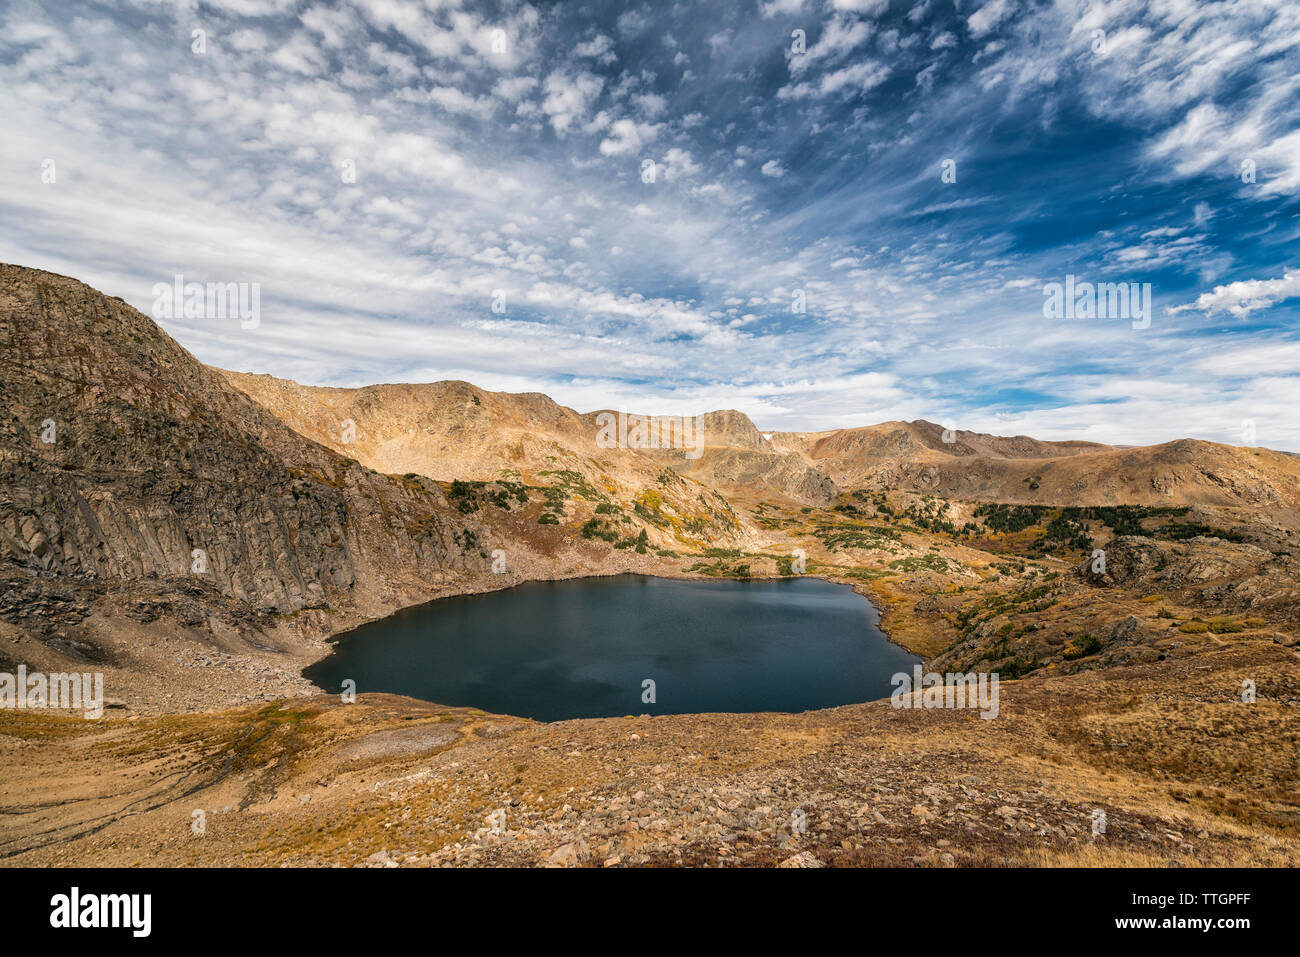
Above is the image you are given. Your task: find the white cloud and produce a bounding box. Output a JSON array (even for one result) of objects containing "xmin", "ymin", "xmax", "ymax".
[
  {"xmin": 968, "ymin": 0, "xmax": 1016, "ymax": 39},
  {"xmin": 974, "ymin": 0, "xmax": 1300, "ymax": 198},
  {"xmin": 616, "ymin": 10, "xmax": 650, "ymax": 35},
  {"xmin": 818, "ymin": 59, "xmax": 890, "ymax": 95},
  {"xmin": 830, "ymin": 0, "xmax": 889, "ymax": 14},
  {"xmin": 270, "ymin": 33, "xmax": 326, "ymax": 75},
  {"xmin": 367, "ymin": 42, "xmax": 418, "ymax": 81},
  {"xmin": 493, "ymin": 75, "xmax": 538, "ymax": 101},
  {"xmin": 574, "ymin": 33, "xmax": 616, "ymax": 62},
  {"xmin": 760, "ymin": 0, "xmax": 805, "ymax": 18},
  {"xmin": 423, "ymin": 86, "xmax": 495, "ymax": 118},
  {"xmin": 226, "ymin": 28, "xmax": 270, "ymax": 53},
  {"xmin": 299, "ymin": 6, "xmax": 358, "ymax": 48},
  {"xmin": 788, "ymin": 15, "xmax": 871, "ymax": 75},
  {"xmin": 1170, "ymin": 269, "xmax": 1300, "ymax": 318},
  {"xmin": 1189, "ymin": 341, "xmax": 1300, "ymax": 378},
  {"xmin": 598, "ymin": 118, "xmax": 662, "ymax": 155},
  {"xmin": 541, "ymin": 70, "xmax": 603, "ymax": 134},
  {"xmin": 631, "ymin": 91, "xmax": 668, "ymax": 118},
  {"xmin": 661, "ymin": 148, "xmax": 700, "ymax": 181}
]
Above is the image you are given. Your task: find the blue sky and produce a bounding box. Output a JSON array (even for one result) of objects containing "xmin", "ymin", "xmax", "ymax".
[{"xmin": 2, "ymin": 0, "xmax": 1298, "ymax": 447}]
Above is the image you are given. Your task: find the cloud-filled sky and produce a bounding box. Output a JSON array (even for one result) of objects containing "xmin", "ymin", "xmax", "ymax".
[{"xmin": 2, "ymin": 0, "xmax": 1298, "ymax": 448}]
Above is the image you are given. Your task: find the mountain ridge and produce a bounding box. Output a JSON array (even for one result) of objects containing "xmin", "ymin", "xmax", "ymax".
[{"xmin": 218, "ymin": 367, "xmax": 1300, "ymax": 511}]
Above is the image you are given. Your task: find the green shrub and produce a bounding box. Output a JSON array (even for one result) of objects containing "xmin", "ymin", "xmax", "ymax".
[
  {"xmin": 447, "ymin": 479, "xmax": 480, "ymax": 513},
  {"xmin": 1062, "ymin": 632, "xmax": 1103, "ymax": 659},
  {"xmin": 1207, "ymin": 617, "xmax": 1244, "ymax": 634}
]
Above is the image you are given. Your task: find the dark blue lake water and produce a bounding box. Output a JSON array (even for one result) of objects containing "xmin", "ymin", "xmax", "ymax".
[{"xmin": 305, "ymin": 574, "xmax": 918, "ymax": 721}]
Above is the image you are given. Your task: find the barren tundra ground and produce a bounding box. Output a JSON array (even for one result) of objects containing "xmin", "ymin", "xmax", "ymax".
[{"xmin": 2, "ymin": 266, "xmax": 1298, "ymax": 868}]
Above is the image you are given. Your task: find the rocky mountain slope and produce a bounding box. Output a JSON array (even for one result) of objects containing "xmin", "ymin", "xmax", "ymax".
[{"xmin": 0, "ymin": 265, "xmax": 633, "ymax": 663}]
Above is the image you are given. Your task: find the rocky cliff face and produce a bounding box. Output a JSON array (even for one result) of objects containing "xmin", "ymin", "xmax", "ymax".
[
  {"xmin": 674, "ymin": 447, "xmax": 839, "ymax": 506},
  {"xmin": 0, "ymin": 265, "xmax": 488, "ymax": 631}
]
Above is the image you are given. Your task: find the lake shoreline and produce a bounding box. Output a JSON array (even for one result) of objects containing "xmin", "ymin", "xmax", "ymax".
[
  {"xmin": 298, "ymin": 565, "xmax": 923, "ymax": 686},
  {"xmin": 304, "ymin": 572, "xmax": 919, "ymax": 721}
]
